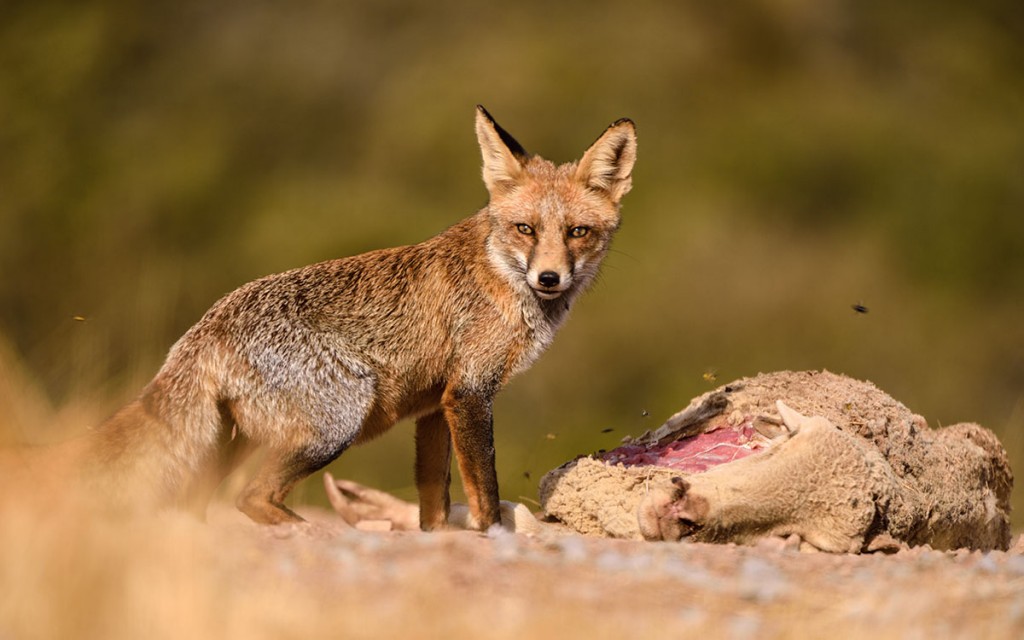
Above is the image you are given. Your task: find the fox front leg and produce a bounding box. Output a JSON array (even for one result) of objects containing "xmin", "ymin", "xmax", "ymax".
[
  {"xmin": 415, "ymin": 410, "xmax": 453, "ymax": 531},
  {"xmin": 442, "ymin": 386, "xmax": 501, "ymax": 530}
]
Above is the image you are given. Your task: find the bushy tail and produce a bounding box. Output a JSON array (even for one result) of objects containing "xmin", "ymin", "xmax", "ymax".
[{"xmin": 89, "ymin": 392, "xmax": 228, "ymax": 516}]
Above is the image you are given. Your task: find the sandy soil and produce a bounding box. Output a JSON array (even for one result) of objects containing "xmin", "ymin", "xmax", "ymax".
[{"xmin": 4, "ymin": 500, "xmax": 1022, "ymax": 640}]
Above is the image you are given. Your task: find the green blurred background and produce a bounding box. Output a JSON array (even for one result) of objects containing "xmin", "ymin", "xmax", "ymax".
[{"xmin": 2, "ymin": 0, "xmax": 1022, "ymax": 522}]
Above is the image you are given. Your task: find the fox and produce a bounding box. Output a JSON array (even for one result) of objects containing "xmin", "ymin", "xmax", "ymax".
[{"xmin": 88, "ymin": 106, "xmax": 637, "ymax": 530}]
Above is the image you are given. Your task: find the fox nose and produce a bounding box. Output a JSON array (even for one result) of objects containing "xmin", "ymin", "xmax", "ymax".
[{"xmin": 538, "ymin": 271, "xmax": 561, "ymax": 288}]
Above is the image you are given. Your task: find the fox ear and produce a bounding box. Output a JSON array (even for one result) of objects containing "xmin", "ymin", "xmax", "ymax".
[
  {"xmin": 576, "ymin": 119, "xmax": 637, "ymax": 203},
  {"xmin": 475, "ymin": 105, "xmax": 529, "ymax": 195}
]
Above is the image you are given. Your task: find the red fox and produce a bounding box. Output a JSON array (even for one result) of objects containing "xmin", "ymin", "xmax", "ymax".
[{"xmin": 90, "ymin": 106, "xmax": 637, "ymax": 530}]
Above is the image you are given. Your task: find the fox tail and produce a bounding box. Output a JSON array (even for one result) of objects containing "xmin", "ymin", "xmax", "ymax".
[{"xmin": 89, "ymin": 386, "xmax": 235, "ymax": 517}]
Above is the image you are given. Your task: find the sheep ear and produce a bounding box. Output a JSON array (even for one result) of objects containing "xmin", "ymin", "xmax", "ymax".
[
  {"xmin": 475, "ymin": 105, "xmax": 529, "ymax": 196},
  {"xmin": 575, "ymin": 118, "xmax": 637, "ymax": 203},
  {"xmin": 775, "ymin": 401, "xmax": 806, "ymax": 436}
]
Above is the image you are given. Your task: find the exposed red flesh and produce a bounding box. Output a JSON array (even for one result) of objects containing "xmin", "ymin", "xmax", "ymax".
[{"xmin": 600, "ymin": 420, "xmax": 768, "ymax": 474}]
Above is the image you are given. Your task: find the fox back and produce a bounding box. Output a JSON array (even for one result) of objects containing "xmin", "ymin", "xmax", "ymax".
[{"xmin": 90, "ymin": 106, "xmax": 637, "ymax": 529}]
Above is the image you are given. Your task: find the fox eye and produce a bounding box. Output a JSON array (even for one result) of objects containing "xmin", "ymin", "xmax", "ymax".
[
  {"xmin": 569, "ymin": 226, "xmax": 589, "ymax": 238},
  {"xmin": 516, "ymin": 223, "xmax": 534, "ymax": 236}
]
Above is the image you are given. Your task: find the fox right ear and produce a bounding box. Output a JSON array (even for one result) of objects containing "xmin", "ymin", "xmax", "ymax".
[{"xmin": 475, "ymin": 105, "xmax": 529, "ymax": 195}]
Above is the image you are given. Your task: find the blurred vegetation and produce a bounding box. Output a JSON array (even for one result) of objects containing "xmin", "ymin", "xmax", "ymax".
[{"xmin": 2, "ymin": 0, "xmax": 1023, "ymax": 520}]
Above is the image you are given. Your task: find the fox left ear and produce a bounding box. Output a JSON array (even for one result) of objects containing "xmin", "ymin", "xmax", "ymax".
[
  {"xmin": 576, "ymin": 119, "xmax": 637, "ymax": 204},
  {"xmin": 475, "ymin": 105, "xmax": 530, "ymax": 196}
]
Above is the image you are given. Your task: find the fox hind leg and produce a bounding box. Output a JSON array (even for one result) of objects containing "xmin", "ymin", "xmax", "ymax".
[
  {"xmin": 232, "ymin": 371, "xmax": 375, "ymax": 525},
  {"xmin": 235, "ymin": 445, "xmax": 331, "ymax": 524}
]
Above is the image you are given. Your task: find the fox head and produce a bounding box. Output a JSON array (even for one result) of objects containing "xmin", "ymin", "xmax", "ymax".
[{"xmin": 476, "ymin": 106, "xmax": 636, "ymax": 303}]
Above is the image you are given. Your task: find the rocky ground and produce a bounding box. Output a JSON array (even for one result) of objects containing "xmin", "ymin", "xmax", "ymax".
[{"xmin": 4, "ymin": 502, "xmax": 1023, "ymax": 640}]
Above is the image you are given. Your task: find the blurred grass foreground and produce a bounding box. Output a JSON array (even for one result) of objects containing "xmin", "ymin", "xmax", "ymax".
[{"xmin": 1, "ymin": 1, "xmax": 1022, "ymax": 520}]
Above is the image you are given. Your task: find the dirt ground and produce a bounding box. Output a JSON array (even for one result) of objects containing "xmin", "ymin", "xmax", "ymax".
[{"xmin": 3, "ymin": 499, "xmax": 1022, "ymax": 640}]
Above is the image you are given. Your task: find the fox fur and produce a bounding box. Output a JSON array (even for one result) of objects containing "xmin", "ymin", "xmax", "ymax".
[{"xmin": 89, "ymin": 106, "xmax": 637, "ymax": 529}]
